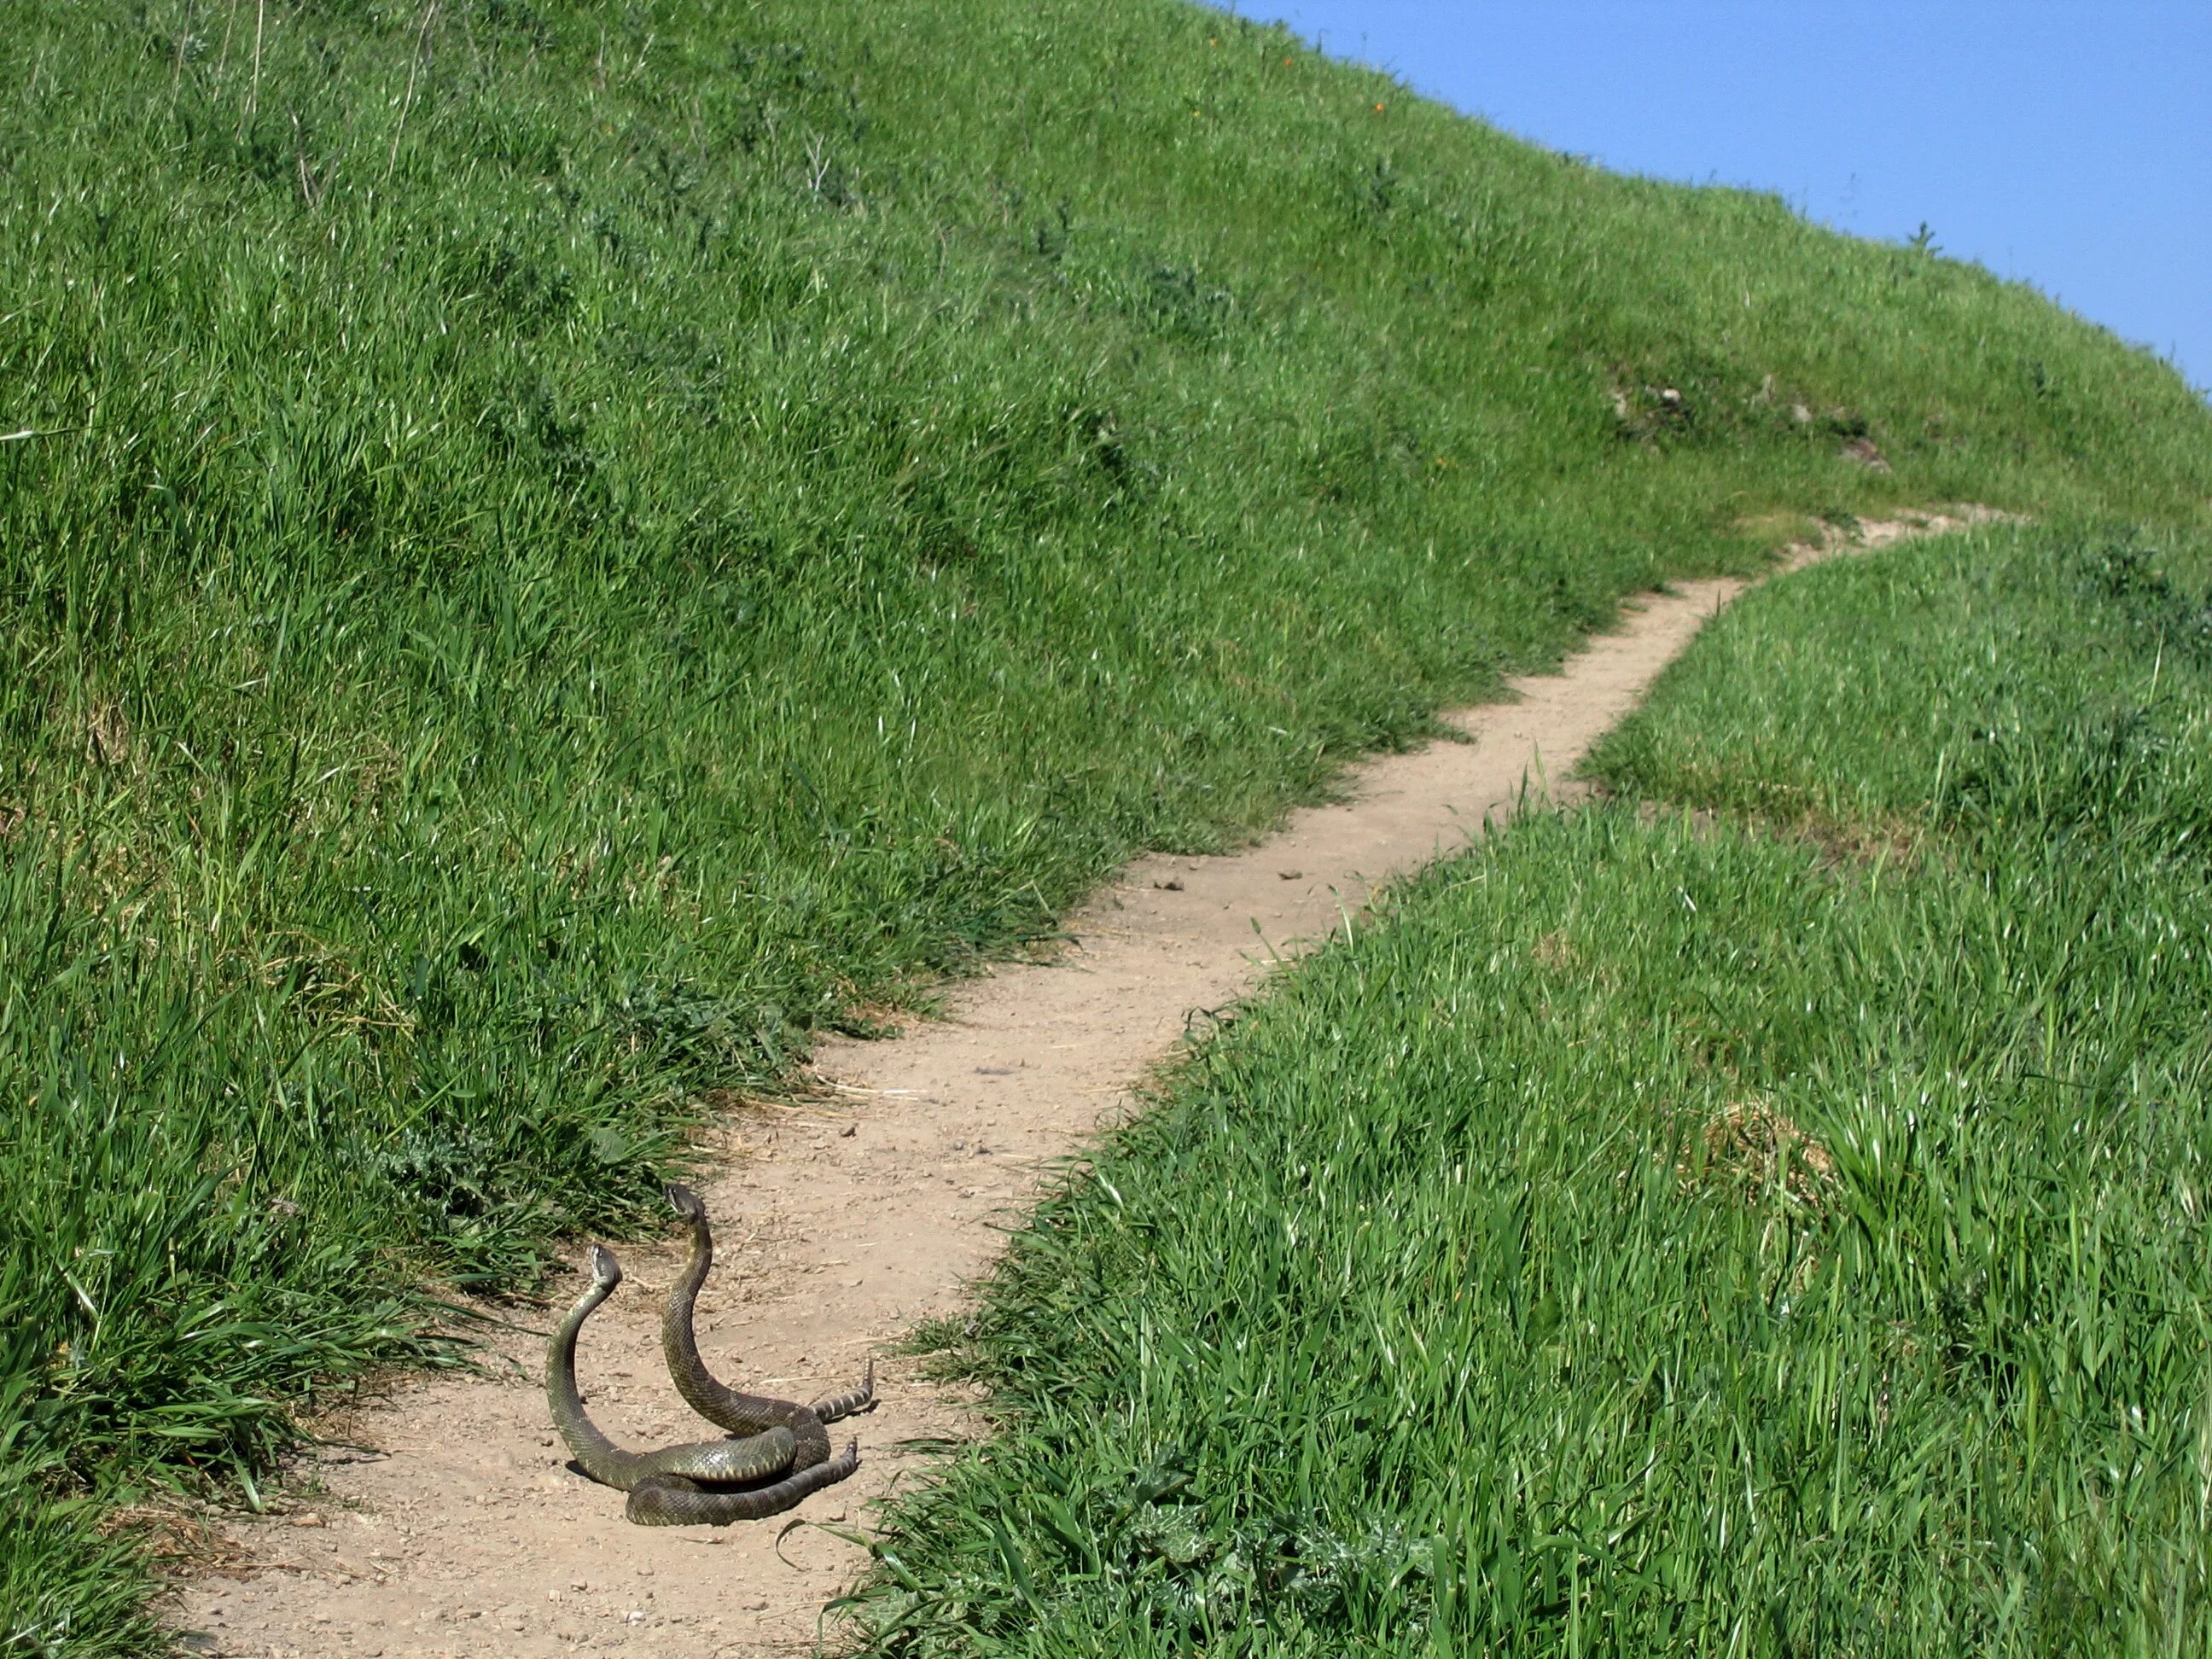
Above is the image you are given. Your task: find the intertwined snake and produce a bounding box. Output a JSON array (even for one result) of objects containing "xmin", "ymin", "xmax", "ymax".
[
  {"xmin": 661, "ymin": 1182, "xmax": 876, "ymax": 1463},
  {"xmin": 545, "ymin": 1189, "xmax": 872, "ymax": 1526}
]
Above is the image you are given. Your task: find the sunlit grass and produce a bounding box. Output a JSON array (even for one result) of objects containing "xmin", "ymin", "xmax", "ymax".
[
  {"xmin": 3, "ymin": 0, "xmax": 2209, "ymax": 1644},
  {"xmin": 854, "ymin": 526, "xmax": 2212, "ymax": 1655}
]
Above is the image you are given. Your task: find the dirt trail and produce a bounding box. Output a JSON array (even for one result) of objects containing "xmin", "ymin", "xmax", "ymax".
[{"xmin": 168, "ymin": 514, "xmax": 1982, "ymax": 1658}]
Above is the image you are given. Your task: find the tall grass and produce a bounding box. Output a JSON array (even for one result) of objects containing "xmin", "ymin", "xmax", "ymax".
[
  {"xmin": 854, "ymin": 525, "xmax": 2212, "ymax": 1655},
  {"xmin": 3, "ymin": 0, "xmax": 2209, "ymax": 1645}
]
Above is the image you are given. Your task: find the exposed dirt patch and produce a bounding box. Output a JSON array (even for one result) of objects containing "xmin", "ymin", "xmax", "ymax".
[
  {"xmin": 1697, "ymin": 1097, "xmax": 1838, "ymax": 1212},
  {"xmin": 164, "ymin": 514, "xmax": 1989, "ymax": 1659}
]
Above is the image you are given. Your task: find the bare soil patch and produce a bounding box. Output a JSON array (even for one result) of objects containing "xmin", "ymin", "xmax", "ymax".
[{"xmin": 166, "ymin": 513, "xmax": 1988, "ymax": 1658}]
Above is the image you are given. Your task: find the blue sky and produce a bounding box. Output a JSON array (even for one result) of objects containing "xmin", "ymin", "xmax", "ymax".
[{"xmin": 1228, "ymin": 3, "xmax": 2209, "ymax": 397}]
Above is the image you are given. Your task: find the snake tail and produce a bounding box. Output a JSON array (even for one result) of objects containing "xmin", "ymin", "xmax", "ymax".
[{"xmin": 810, "ymin": 1356, "xmax": 877, "ymax": 1423}]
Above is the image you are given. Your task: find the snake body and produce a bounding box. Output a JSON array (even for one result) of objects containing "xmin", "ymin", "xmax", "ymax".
[
  {"xmin": 661, "ymin": 1183, "xmax": 876, "ymax": 1464},
  {"xmin": 546, "ymin": 1244, "xmax": 859, "ymax": 1525}
]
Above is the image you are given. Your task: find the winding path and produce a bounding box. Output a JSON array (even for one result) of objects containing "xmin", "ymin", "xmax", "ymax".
[{"xmin": 168, "ymin": 514, "xmax": 1977, "ymax": 1658}]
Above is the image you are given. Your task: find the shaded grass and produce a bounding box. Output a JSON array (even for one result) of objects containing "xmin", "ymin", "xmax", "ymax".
[
  {"xmin": 3, "ymin": 0, "xmax": 2210, "ymax": 1644},
  {"xmin": 852, "ymin": 525, "xmax": 2212, "ymax": 1654}
]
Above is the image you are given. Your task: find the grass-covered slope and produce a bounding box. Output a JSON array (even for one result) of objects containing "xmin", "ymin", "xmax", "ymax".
[
  {"xmin": 1, "ymin": 0, "xmax": 2208, "ymax": 1645},
  {"xmin": 861, "ymin": 527, "xmax": 2212, "ymax": 1655}
]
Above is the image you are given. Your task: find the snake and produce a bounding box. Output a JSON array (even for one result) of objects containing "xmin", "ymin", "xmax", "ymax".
[
  {"xmin": 661, "ymin": 1182, "xmax": 877, "ymax": 1470},
  {"xmin": 546, "ymin": 1243, "xmax": 859, "ymax": 1525}
]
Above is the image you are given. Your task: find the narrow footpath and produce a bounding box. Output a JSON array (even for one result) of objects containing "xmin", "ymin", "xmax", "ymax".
[{"xmin": 170, "ymin": 515, "xmax": 1976, "ymax": 1658}]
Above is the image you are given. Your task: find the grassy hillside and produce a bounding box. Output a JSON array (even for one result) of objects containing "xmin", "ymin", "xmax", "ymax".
[
  {"xmin": 2, "ymin": 0, "xmax": 2208, "ymax": 1647},
  {"xmin": 860, "ymin": 526, "xmax": 2212, "ymax": 1655}
]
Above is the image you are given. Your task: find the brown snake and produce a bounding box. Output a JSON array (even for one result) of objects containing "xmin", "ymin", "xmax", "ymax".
[
  {"xmin": 546, "ymin": 1244, "xmax": 858, "ymax": 1525},
  {"xmin": 660, "ymin": 1182, "xmax": 876, "ymax": 1469}
]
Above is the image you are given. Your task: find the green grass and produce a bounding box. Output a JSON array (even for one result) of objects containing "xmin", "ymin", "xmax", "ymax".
[
  {"xmin": 3, "ymin": 0, "xmax": 2209, "ymax": 1645},
  {"xmin": 1586, "ymin": 524, "xmax": 2212, "ymax": 843},
  {"xmin": 849, "ymin": 522, "xmax": 2212, "ymax": 1655}
]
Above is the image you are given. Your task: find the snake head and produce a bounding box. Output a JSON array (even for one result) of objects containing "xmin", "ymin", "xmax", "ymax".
[
  {"xmin": 664, "ymin": 1182, "xmax": 707, "ymax": 1224},
  {"xmin": 589, "ymin": 1243, "xmax": 623, "ymax": 1289}
]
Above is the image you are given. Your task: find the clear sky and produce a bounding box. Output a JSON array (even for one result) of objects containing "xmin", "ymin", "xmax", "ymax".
[{"xmin": 1227, "ymin": 2, "xmax": 2210, "ymax": 397}]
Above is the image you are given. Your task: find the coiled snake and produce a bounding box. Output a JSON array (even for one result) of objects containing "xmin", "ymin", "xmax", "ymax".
[{"xmin": 545, "ymin": 1243, "xmax": 860, "ymax": 1526}]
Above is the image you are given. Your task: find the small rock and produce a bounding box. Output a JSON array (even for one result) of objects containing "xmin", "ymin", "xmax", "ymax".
[
  {"xmin": 1156, "ymin": 877, "xmax": 1184, "ymax": 891},
  {"xmin": 839, "ymin": 1124, "xmax": 857, "ymax": 1138},
  {"xmin": 289, "ymin": 1512, "xmax": 324, "ymax": 1528},
  {"xmin": 1278, "ymin": 869, "xmax": 1303, "ymax": 881}
]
